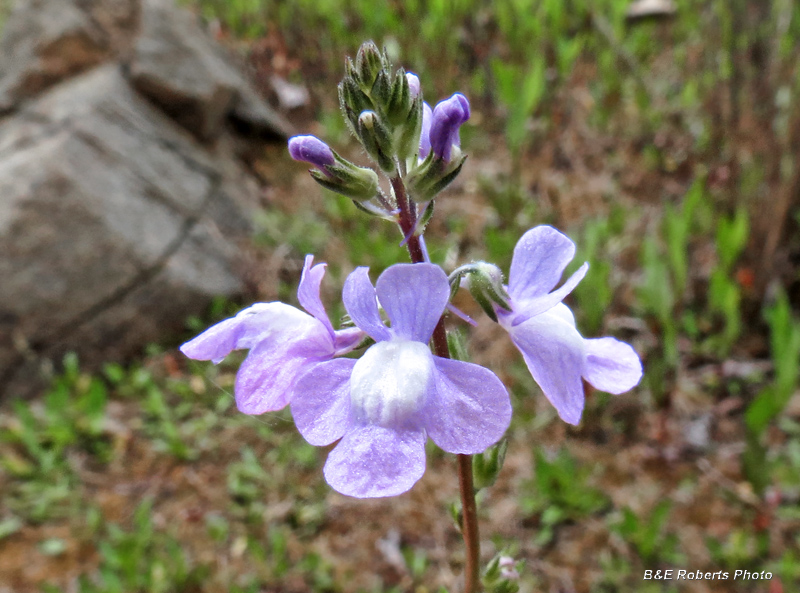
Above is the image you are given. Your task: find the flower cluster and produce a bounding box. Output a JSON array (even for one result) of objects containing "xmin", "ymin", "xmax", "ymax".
[{"xmin": 181, "ymin": 42, "xmax": 642, "ymax": 499}]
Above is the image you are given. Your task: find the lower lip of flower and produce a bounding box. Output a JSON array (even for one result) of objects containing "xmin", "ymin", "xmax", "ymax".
[{"xmin": 350, "ymin": 339, "xmax": 433, "ymax": 426}]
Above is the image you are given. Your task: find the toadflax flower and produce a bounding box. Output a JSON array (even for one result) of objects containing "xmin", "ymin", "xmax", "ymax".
[
  {"xmin": 496, "ymin": 226, "xmax": 642, "ymax": 425},
  {"xmin": 180, "ymin": 255, "xmax": 364, "ymax": 414},
  {"xmin": 290, "ymin": 263, "xmax": 512, "ymax": 498}
]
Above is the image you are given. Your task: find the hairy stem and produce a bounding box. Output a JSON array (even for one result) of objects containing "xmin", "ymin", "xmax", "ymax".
[{"xmin": 391, "ymin": 175, "xmax": 481, "ymax": 593}]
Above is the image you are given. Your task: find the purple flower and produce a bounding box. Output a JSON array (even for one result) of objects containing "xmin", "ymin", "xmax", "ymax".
[
  {"xmin": 290, "ymin": 263, "xmax": 512, "ymax": 498},
  {"xmin": 288, "ymin": 135, "xmax": 336, "ymax": 174},
  {"xmin": 497, "ymin": 226, "xmax": 642, "ymax": 425},
  {"xmin": 429, "ymin": 93, "xmax": 470, "ymax": 161},
  {"xmin": 180, "ymin": 255, "xmax": 363, "ymax": 414}
]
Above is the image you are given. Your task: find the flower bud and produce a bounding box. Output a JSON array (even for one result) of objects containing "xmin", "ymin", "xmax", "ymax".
[
  {"xmin": 370, "ymin": 69, "xmax": 393, "ymax": 111},
  {"xmin": 354, "ymin": 41, "xmax": 384, "ymax": 90},
  {"xmin": 429, "ymin": 93, "xmax": 470, "ymax": 162},
  {"xmin": 339, "ymin": 77, "xmax": 374, "ymax": 136},
  {"xmin": 288, "ymin": 135, "xmax": 335, "ymax": 173},
  {"xmin": 394, "ymin": 95, "xmax": 423, "ymax": 163},
  {"xmin": 472, "ymin": 438, "xmax": 508, "ymax": 491},
  {"xmin": 448, "ymin": 262, "xmax": 510, "ymax": 322},
  {"xmin": 357, "ymin": 111, "xmax": 395, "ymax": 173},
  {"xmin": 406, "ymin": 72, "xmax": 421, "ymax": 98},
  {"xmin": 385, "ymin": 68, "xmax": 412, "ymax": 126}
]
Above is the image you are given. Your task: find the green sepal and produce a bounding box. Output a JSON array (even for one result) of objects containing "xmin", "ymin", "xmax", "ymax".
[
  {"xmin": 354, "ymin": 41, "xmax": 383, "ymax": 90},
  {"xmin": 406, "ymin": 152, "xmax": 468, "ymax": 202},
  {"xmin": 309, "ymin": 164, "xmax": 379, "ymax": 202},
  {"xmin": 396, "ymin": 96, "xmax": 423, "ymax": 164},
  {"xmin": 350, "ymin": 198, "xmax": 396, "ymax": 220},
  {"xmin": 473, "ymin": 289, "xmax": 499, "ymax": 322},
  {"xmin": 446, "ymin": 329, "xmax": 470, "ymax": 362},
  {"xmin": 339, "ymin": 78, "xmax": 373, "ymax": 135},
  {"xmin": 386, "ymin": 67, "xmax": 411, "ymax": 126},
  {"xmin": 370, "ymin": 70, "xmax": 393, "ymax": 113},
  {"xmin": 415, "ymin": 200, "xmax": 435, "ymax": 236},
  {"xmin": 472, "ymin": 438, "xmax": 508, "ymax": 491}
]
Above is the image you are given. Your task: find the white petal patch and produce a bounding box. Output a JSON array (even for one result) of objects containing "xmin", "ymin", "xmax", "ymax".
[{"xmin": 350, "ymin": 340, "xmax": 433, "ymax": 427}]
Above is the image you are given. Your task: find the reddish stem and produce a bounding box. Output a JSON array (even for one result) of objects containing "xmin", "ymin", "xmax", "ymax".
[{"xmin": 391, "ymin": 175, "xmax": 481, "ymax": 593}]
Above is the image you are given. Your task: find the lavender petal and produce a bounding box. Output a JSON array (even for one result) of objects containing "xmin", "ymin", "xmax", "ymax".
[
  {"xmin": 343, "ymin": 267, "xmax": 392, "ymax": 342},
  {"xmin": 297, "ymin": 254, "xmax": 334, "ymax": 338},
  {"xmin": 375, "ymin": 263, "xmax": 450, "ymax": 342},
  {"xmin": 425, "ymin": 358, "xmax": 511, "ymax": 454},
  {"xmin": 507, "ymin": 262, "xmax": 588, "ymax": 327},
  {"xmin": 234, "ymin": 341, "xmax": 324, "ymax": 414},
  {"xmin": 508, "ymin": 226, "xmax": 579, "ymax": 304},
  {"xmin": 180, "ymin": 303, "xmax": 317, "ymax": 364},
  {"xmin": 429, "ymin": 93, "xmax": 470, "ymax": 161},
  {"xmin": 419, "ymin": 102, "xmax": 433, "ymax": 159},
  {"xmin": 508, "ymin": 306, "xmax": 587, "ymax": 425},
  {"xmin": 291, "ymin": 358, "xmax": 356, "ymax": 446},
  {"xmin": 583, "ymin": 337, "xmax": 643, "ymax": 394},
  {"xmin": 323, "ymin": 425, "xmax": 427, "ymax": 498}
]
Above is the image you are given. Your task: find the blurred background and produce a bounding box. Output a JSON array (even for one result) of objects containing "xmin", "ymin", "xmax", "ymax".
[{"xmin": 0, "ymin": 0, "xmax": 799, "ymax": 591}]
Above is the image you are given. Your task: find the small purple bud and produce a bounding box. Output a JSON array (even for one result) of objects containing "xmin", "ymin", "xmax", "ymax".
[
  {"xmin": 288, "ymin": 135, "xmax": 335, "ymax": 174},
  {"xmin": 429, "ymin": 93, "xmax": 470, "ymax": 162},
  {"xmin": 406, "ymin": 72, "xmax": 421, "ymax": 98},
  {"xmin": 418, "ymin": 102, "xmax": 433, "ymax": 159}
]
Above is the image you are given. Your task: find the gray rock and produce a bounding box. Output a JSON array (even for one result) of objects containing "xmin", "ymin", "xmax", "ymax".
[
  {"xmin": 0, "ymin": 65, "xmax": 256, "ymax": 396},
  {"xmin": 129, "ymin": 0, "xmax": 293, "ymax": 140},
  {"xmin": 0, "ymin": 0, "xmax": 110, "ymax": 112}
]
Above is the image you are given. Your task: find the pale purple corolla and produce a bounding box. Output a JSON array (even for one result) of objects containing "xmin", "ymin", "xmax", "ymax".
[
  {"xmin": 418, "ymin": 93, "xmax": 469, "ymax": 162},
  {"xmin": 290, "ymin": 263, "xmax": 512, "ymax": 498},
  {"xmin": 496, "ymin": 226, "xmax": 642, "ymax": 425},
  {"xmin": 429, "ymin": 93, "xmax": 470, "ymax": 161},
  {"xmin": 288, "ymin": 135, "xmax": 335, "ymax": 174},
  {"xmin": 406, "ymin": 72, "xmax": 421, "ymax": 98},
  {"xmin": 180, "ymin": 255, "xmax": 364, "ymax": 414},
  {"xmin": 419, "ymin": 101, "xmax": 433, "ymax": 159}
]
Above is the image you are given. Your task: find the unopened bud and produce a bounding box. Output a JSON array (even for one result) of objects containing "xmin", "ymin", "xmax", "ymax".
[
  {"xmin": 394, "ymin": 95, "xmax": 423, "ymax": 163},
  {"xmin": 370, "ymin": 70, "xmax": 393, "ymax": 110},
  {"xmin": 406, "ymin": 72, "xmax": 421, "ymax": 98},
  {"xmin": 473, "ymin": 438, "xmax": 508, "ymax": 491},
  {"xmin": 499, "ymin": 556, "xmax": 520, "ymax": 581},
  {"xmin": 429, "ymin": 93, "xmax": 470, "ymax": 162},
  {"xmin": 288, "ymin": 135, "xmax": 335, "ymax": 173},
  {"xmin": 339, "ymin": 77, "xmax": 374, "ymax": 136},
  {"xmin": 385, "ymin": 68, "xmax": 412, "ymax": 126},
  {"xmin": 357, "ymin": 111, "xmax": 395, "ymax": 173},
  {"xmin": 355, "ymin": 41, "xmax": 384, "ymax": 89},
  {"xmin": 448, "ymin": 262, "xmax": 510, "ymax": 322}
]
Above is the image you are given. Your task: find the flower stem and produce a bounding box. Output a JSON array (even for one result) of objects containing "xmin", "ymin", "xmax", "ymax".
[{"xmin": 391, "ymin": 175, "xmax": 481, "ymax": 593}]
